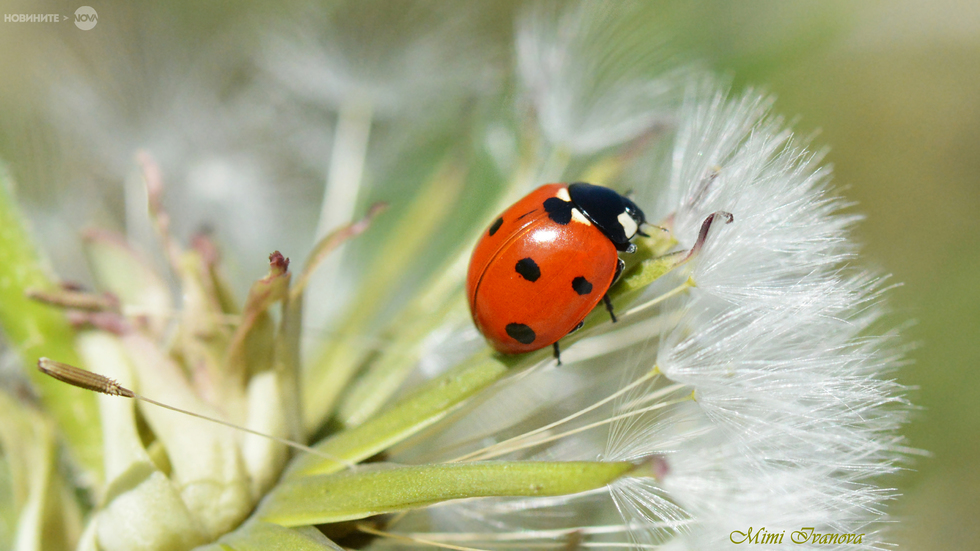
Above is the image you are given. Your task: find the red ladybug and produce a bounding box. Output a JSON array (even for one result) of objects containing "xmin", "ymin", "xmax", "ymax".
[{"xmin": 467, "ymin": 182, "xmax": 647, "ymax": 362}]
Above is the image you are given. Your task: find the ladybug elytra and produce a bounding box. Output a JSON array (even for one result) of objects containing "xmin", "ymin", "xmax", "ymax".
[{"xmin": 466, "ymin": 183, "xmax": 647, "ymax": 362}]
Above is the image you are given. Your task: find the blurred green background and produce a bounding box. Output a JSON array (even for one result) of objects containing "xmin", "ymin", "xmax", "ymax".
[{"xmin": 1, "ymin": 1, "xmax": 977, "ymax": 549}]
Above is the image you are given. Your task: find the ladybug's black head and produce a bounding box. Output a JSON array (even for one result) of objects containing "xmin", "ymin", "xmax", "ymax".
[{"xmin": 568, "ymin": 183, "xmax": 647, "ymax": 252}]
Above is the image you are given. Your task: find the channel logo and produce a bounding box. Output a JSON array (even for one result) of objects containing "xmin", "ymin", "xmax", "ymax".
[{"xmin": 74, "ymin": 6, "xmax": 97, "ymax": 30}]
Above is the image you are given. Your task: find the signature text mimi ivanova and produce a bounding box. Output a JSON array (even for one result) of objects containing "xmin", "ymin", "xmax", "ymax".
[{"xmin": 730, "ymin": 527, "xmax": 866, "ymax": 545}]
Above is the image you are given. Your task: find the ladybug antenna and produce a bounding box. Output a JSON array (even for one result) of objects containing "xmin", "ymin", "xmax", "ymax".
[{"xmin": 639, "ymin": 222, "xmax": 669, "ymax": 237}]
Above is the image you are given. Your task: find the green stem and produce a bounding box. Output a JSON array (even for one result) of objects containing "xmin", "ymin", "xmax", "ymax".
[{"xmin": 261, "ymin": 460, "xmax": 635, "ymax": 527}]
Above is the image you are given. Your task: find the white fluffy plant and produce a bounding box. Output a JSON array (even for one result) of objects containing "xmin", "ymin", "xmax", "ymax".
[
  {"xmin": 605, "ymin": 90, "xmax": 910, "ymax": 549},
  {"xmin": 0, "ymin": 2, "xmax": 909, "ymax": 551}
]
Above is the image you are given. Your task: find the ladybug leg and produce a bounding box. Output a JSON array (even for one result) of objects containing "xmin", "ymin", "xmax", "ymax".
[
  {"xmin": 603, "ymin": 294, "xmax": 618, "ymax": 323},
  {"xmin": 602, "ymin": 260, "xmax": 624, "ymax": 323},
  {"xmin": 611, "ymin": 259, "xmax": 625, "ymax": 285},
  {"xmin": 553, "ymin": 342, "xmax": 562, "ymax": 366},
  {"xmin": 567, "ymin": 320, "xmax": 585, "ymax": 335}
]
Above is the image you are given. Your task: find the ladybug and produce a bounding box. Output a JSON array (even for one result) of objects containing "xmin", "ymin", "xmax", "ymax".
[{"xmin": 466, "ymin": 182, "xmax": 647, "ymax": 362}]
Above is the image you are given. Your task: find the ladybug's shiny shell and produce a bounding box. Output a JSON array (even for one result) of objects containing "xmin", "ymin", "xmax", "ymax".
[{"xmin": 467, "ymin": 183, "xmax": 644, "ymax": 355}]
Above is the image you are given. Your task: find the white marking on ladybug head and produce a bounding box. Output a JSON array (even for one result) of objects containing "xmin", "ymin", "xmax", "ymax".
[
  {"xmin": 572, "ymin": 208, "xmax": 592, "ymax": 226},
  {"xmin": 618, "ymin": 211, "xmax": 638, "ymax": 238},
  {"xmin": 556, "ymin": 187, "xmax": 571, "ymax": 201}
]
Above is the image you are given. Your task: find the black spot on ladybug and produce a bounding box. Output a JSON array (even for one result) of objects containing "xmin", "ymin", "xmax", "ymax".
[
  {"xmin": 488, "ymin": 217, "xmax": 503, "ymax": 236},
  {"xmin": 572, "ymin": 276, "xmax": 593, "ymax": 296},
  {"xmin": 543, "ymin": 197, "xmax": 573, "ymax": 225},
  {"xmin": 506, "ymin": 323, "xmax": 536, "ymax": 344},
  {"xmin": 515, "ymin": 258, "xmax": 541, "ymax": 282},
  {"xmin": 517, "ymin": 210, "xmax": 537, "ymax": 220}
]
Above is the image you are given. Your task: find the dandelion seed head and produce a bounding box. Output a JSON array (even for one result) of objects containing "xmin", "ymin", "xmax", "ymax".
[
  {"xmin": 516, "ymin": 0, "xmax": 689, "ymax": 154},
  {"xmin": 598, "ymin": 87, "xmax": 910, "ymax": 549}
]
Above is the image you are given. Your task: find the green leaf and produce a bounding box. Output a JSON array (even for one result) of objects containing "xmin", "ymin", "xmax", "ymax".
[
  {"xmin": 301, "ymin": 164, "xmax": 462, "ymax": 432},
  {"xmin": 289, "ymin": 350, "xmax": 511, "ymax": 478},
  {"xmin": 95, "ymin": 470, "xmax": 209, "ymax": 551},
  {"xmin": 0, "ymin": 456, "xmax": 13, "ymax": 550},
  {"xmin": 0, "ymin": 390, "xmax": 83, "ymax": 551},
  {"xmin": 172, "ymin": 250, "xmax": 237, "ymax": 408},
  {"xmin": 82, "ymin": 228, "xmax": 173, "ymax": 338},
  {"xmin": 0, "ymin": 165, "xmax": 102, "ymax": 481},
  {"xmin": 241, "ymin": 371, "xmax": 290, "ymax": 499},
  {"xmin": 335, "ymin": 294, "xmax": 468, "ymax": 428},
  {"xmin": 260, "ymin": 460, "xmax": 635, "ymax": 526},
  {"xmin": 196, "ymin": 521, "xmax": 343, "ymax": 551},
  {"xmin": 288, "ymin": 202, "xmax": 389, "ymax": 434},
  {"xmin": 74, "ymin": 331, "xmax": 211, "ymax": 551},
  {"xmin": 120, "ymin": 332, "xmax": 253, "ymax": 538},
  {"xmin": 273, "ymin": 294, "xmax": 304, "ymax": 446},
  {"xmin": 224, "ymin": 253, "xmax": 290, "ymax": 383},
  {"xmin": 75, "ymin": 332, "xmax": 150, "ymax": 486}
]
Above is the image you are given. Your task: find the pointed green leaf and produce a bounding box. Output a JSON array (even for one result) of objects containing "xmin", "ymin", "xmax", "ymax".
[
  {"xmin": 0, "ymin": 165, "xmax": 102, "ymax": 481},
  {"xmin": 82, "ymin": 228, "xmax": 172, "ymax": 337},
  {"xmin": 289, "ymin": 351, "xmax": 513, "ymax": 478},
  {"xmin": 261, "ymin": 461, "xmax": 635, "ymax": 526},
  {"xmin": 336, "ymin": 295, "xmax": 468, "ymax": 427},
  {"xmin": 197, "ymin": 521, "xmax": 343, "ymax": 551},
  {"xmin": 172, "ymin": 250, "xmax": 238, "ymax": 408},
  {"xmin": 224, "ymin": 253, "xmax": 290, "ymax": 382},
  {"xmin": 0, "ymin": 390, "xmax": 83, "ymax": 551},
  {"xmin": 95, "ymin": 470, "xmax": 209, "ymax": 551}
]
